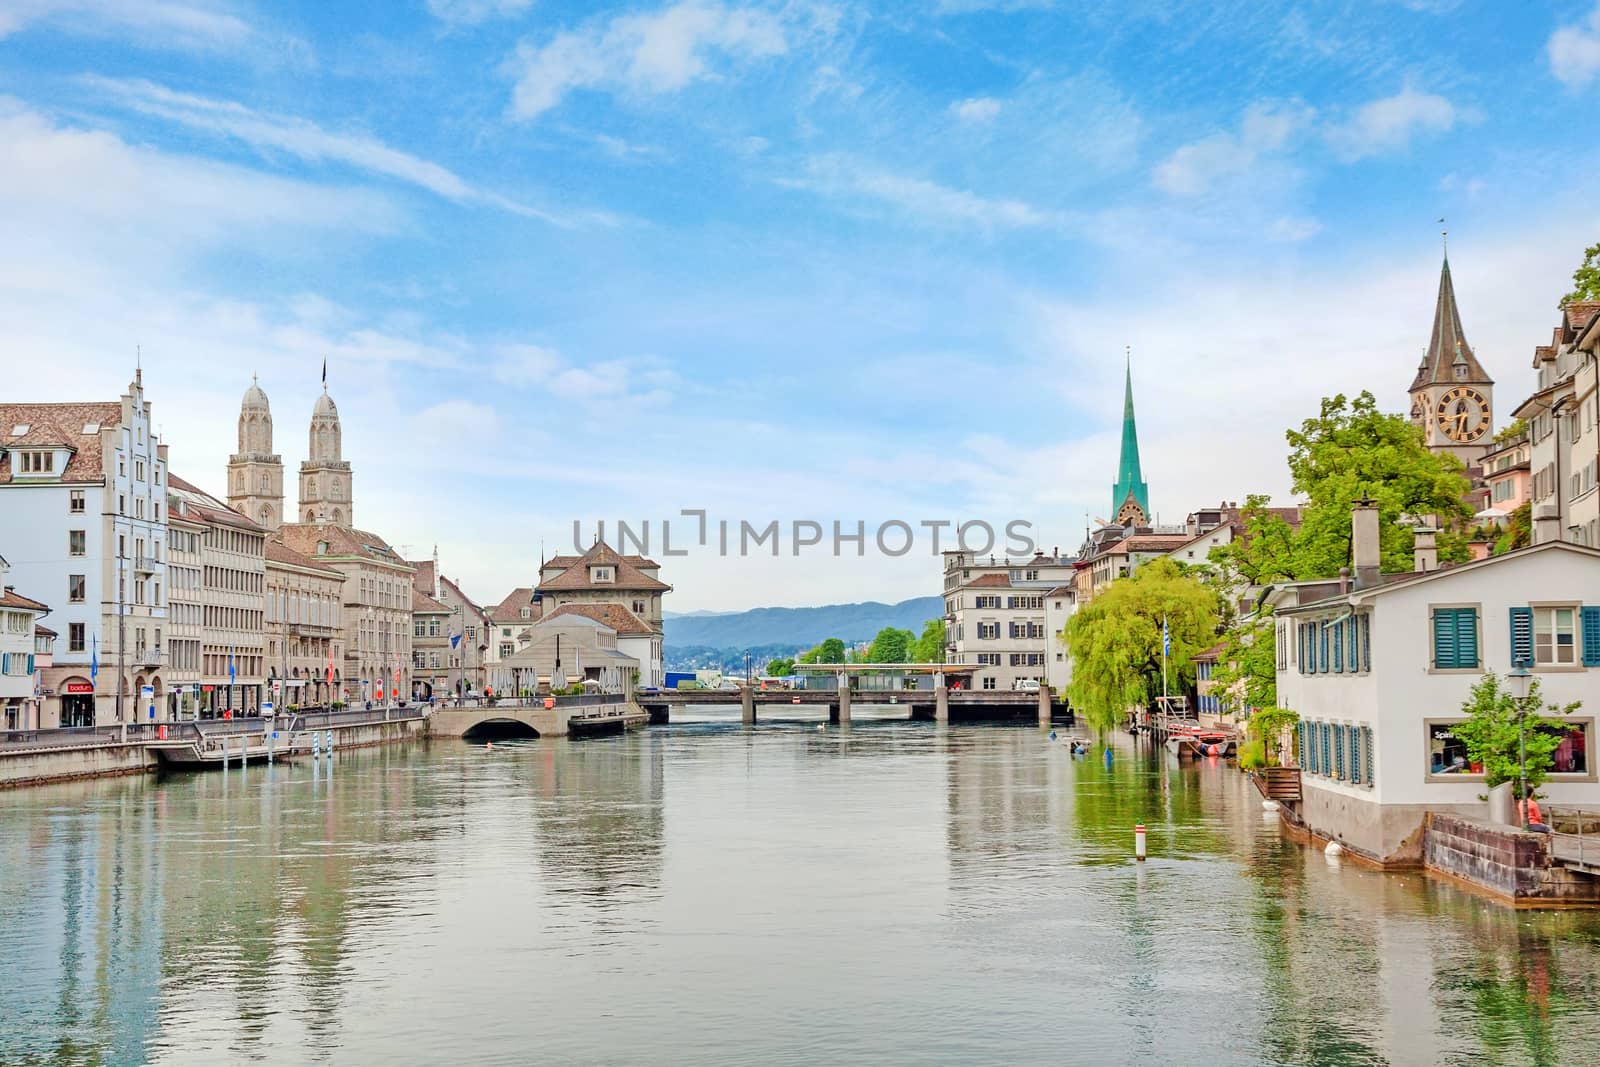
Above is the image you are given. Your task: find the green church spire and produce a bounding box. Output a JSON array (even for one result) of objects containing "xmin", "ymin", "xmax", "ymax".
[{"xmin": 1110, "ymin": 349, "xmax": 1150, "ymax": 524}]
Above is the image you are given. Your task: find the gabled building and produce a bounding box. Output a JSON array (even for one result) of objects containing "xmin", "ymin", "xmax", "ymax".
[
  {"xmin": 535, "ymin": 542, "xmax": 669, "ymax": 687},
  {"xmin": 1, "ymin": 556, "xmax": 50, "ymax": 730},
  {"xmin": 1268, "ymin": 500, "xmax": 1600, "ymax": 865},
  {"xmin": 942, "ymin": 550, "xmax": 1077, "ymax": 691},
  {"xmin": 0, "ymin": 370, "xmax": 169, "ymax": 727}
]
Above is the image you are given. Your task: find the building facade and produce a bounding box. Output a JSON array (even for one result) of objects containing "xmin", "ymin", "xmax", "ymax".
[
  {"xmin": 942, "ymin": 551, "xmax": 1077, "ymax": 692},
  {"xmin": 226, "ymin": 376, "xmax": 285, "ymax": 533},
  {"xmin": 1, "ymin": 557, "xmax": 50, "ymax": 730},
  {"xmin": 534, "ymin": 542, "xmax": 668, "ymax": 687},
  {"xmin": 264, "ymin": 539, "xmax": 344, "ymax": 707},
  {"xmin": 298, "ymin": 387, "xmax": 353, "ymax": 526},
  {"xmin": 1511, "ymin": 301, "xmax": 1600, "ymax": 547},
  {"xmin": 409, "ymin": 551, "xmax": 492, "ymax": 698},
  {"xmin": 0, "ymin": 371, "xmax": 170, "ymax": 727},
  {"xmin": 169, "ymin": 475, "xmax": 266, "ymax": 717},
  {"xmin": 163, "ymin": 502, "xmax": 204, "ymax": 719},
  {"xmin": 410, "ymin": 588, "xmax": 452, "ymax": 699}
]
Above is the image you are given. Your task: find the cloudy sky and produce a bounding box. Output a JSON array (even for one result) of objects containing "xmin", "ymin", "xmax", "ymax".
[{"xmin": 3, "ymin": 1, "xmax": 1598, "ymax": 611}]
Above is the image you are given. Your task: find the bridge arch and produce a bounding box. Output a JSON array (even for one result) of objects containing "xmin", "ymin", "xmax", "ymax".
[{"xmin": 460, "ymin": 717, "xmax": 540, "ymax": 741}]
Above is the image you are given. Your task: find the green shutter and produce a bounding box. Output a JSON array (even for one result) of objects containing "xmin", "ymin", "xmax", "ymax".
[
  {"xmin": 26, "ymin": 654, "xmax": 34, "ymax": 673},
  {"xmin": 1433, "ymin": 609, "xmax": 1459, "ymax": 668},
  {"xmin": 1361, "ymin": 615, "xmax": 1371, "ymax": 672},
  {"xmin": 1333, "ymin": 621, "xmax": 1344, "ymax": 673},
  {"xmin": 1349, "ymin": 726, "xmax": 1362, "ymax": 784},
  {"xmin": 1456, "ymin": 609, "xmax": 1479, "ymax": 669},
  {"xmin": 1319, "ymin": 622, "xmax": 1329, "ymax": 674},
  {"xmin": 1510, "ymin": 607, "xmax": 1534, "ymax": 668},
  {"xmin": 1, "ymin": 653, "xmax": 8, "ymax": 674},
  {"xmin": 1582, "ymin": 606, "xmax": 1600, "ymax": 667},
  {"xmin": 1364, "ymin": 726, "xmax": 1375, "ymax": 789},
  {"xmin": 1347, "ymin": 620, "xmax": 1359, "ymax": 673}
]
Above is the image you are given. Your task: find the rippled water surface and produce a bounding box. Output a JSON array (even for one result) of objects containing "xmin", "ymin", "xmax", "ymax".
[{"xmin": 4, "ymin": 715, "xmax": 1600, "ymax": 1065}]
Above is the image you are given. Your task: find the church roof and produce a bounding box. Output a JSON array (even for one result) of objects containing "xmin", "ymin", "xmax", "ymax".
[
  {"xmin": 241, "ymin": 375, "xmax": 270, "ymax": 413},
  {"xmin": 1410, "ymin": 256, "xmax": 1492, "ymax": 392},
  {"xmin": 1111, "ymin": 355, "xmax": 1150, "ymax": 522}
]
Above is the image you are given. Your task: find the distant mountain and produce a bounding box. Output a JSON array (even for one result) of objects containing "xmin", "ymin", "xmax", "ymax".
[{"xmin": 664, "ymin": 596, "xmax": 943, "ymax": 652}]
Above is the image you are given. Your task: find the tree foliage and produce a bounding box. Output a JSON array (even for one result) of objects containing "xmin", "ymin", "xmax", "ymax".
[
  {"xmin": 1451, "ymin": 674, "xmax": 1582, "ymax": 791},
  {"xmin": 910, "ymin": 618, "xmax": 946, "ymax": 664},
  {"xmin": 1560, "ymin": 241, "xmax": 1600, "ymax": 307},
  {"xmin": 1285, "ymin": 392, "xmax": 1473, "ymax": 577},
  {"xmin": 765, "ymin": 657, "xmax": 795, "ymax": 676},
  {"xmin": 1208, "ymin": 614, "xmax": 1280, "ymax": 715},
  {"xmin": 799, "ymin": 637, "xmax": 847, "ymax": 664},
  {"xmin": 1494, "ymin": 501, "xmax": 1532, "ymax": 556},
  {"xmin": 865, "ymin": 626, "xmax": 915, "ymax": 663},
  {"xmin": 1065, "ymin": 558, "xmax": 1222, "ymax": 733}
]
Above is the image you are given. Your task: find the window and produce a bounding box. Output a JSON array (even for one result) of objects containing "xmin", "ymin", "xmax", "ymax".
[
  {"xmin": 982, "ymin": 676, "xmax": 996, "ymax": 690},
  {"xmin": 18, "ymin": 451, "xmax": 54, "ymax": 473},
  {"xmin": 69, "ymin": 489, "xmax": 84, "ymax": 513},
  {"xmin": 1532, "ymin": 606, "xmax": 1577, "ymax": 666},
  {"xmin": 1431, "ymin": 607, "xmax": 1480, "ymax": 669},
  {"xmin": 591, "ymin": 566, "xmax": 615, "ymax": 583},
  {"xmin": 977, "ymin": 623, "xmax": 999, "ymax": 640},
  {"xmin": 68, "ymin": 529, "xmax": 86, "ymax": 556},
  {"xmin": 1349, "ymin": 726, "xmax": 1363, "ymax": 784},
  {"xmin": 69, "ymin": 623, "xmax": 85, "ymax": 652},
  {"xmin": 975, "ymin": 595, "xmax": 1000, "ymax": 609},
  {"xmin": 68, "ymin": 574, "xmax": 85, "ymax": 602},
  {"xmin": 499, "ymin": 642, "xmax": 514, "ymax": 658}
]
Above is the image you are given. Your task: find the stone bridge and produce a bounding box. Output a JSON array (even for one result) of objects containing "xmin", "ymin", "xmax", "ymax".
[
  {"xmin": 428, "ymin": 697, "xmax": 646, "ymax": 739},
  {"xmin": 639, "ymin": 686, "xmax": 1066, "ymax": 726}
]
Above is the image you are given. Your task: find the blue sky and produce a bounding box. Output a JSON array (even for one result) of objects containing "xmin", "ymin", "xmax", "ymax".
[{"xmin": 3, "ymin": 0, "xmax": 1599, "ymax": 610}]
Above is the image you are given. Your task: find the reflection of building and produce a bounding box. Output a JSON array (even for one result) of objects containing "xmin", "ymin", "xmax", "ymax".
[
  {"xmin": 942, "ymin": 551, "xmax": 1076, "ymax": 691},
  {"xmin": 0, "ymin": 370, "xmax": 170, "ymax": 727},
  {"xmin": 1, "ymin": 556, "xmax": 50, "ymax": 730},
  {"xmin": 1270, "ymin": 508, "xmax": 1600, "ymax": 865}
]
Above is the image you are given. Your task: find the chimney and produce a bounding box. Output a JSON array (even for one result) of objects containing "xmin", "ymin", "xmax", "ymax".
[
  {"xmin": 1351, "ymin": 495, "xmax": 1381, "ymax": 588},
  {"xmin": 1338, "ymin": 566, "xmax": 1350, "ymax": 594},
  {"xmin": 1533, "ymin": 504, "xmax": 1561, "ymax": 545},
  {"xmin": 1413, "ymin": 526, "xmax": 1438, "ymax": 573}
]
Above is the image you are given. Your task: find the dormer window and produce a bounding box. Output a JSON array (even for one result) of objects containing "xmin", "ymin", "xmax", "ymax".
[
  {"xmin": 17, "ymin": 451, "xmax": 54, "ymax": 474},
  {"xmin": 591, "ymin": 566, "xmax": 615, "ymax": 583},
  {"xmin": 316, "ymin": 541, "xmax": 329, "ymax": 555}
]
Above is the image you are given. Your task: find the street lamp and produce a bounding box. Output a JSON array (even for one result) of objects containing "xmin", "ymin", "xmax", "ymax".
[{"xmin": 1509, "ymin": 660, "xmax": 1532, "ymax": 830}]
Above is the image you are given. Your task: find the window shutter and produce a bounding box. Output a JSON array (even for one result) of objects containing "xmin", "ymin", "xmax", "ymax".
[
  {"xmin": 1361, "ymin": 615, "xmax": 1371, "ymax": 672},
  {"xmin": 1347, "ymin": 621, "xmax": 1358, "ymax": 673},
  {"xmin": 1510, "ymin": 607, "xmax": 1534, "ymax": 667},
  {"xmin": 1333, "ymin": 621, "xmax": 1344, "ymax": 673},
  {"xmin": 1457, "ymin": 609, "xmax": 1479, "ymax": 669},
  {"xmin": 1433, "ymin": 609, "xmax": 1459, "ymax": 669},
  {"xmin": 1297, "ymin": 722, "xmax": 1306, "ymax": 767},
  {"xmin": 1582, "ymin": 606, "xmax": 1600, "ymax": 667},
  {"xmin": 1349, "ymin": 727, "xmax": 1362, "ymax": 784},
  {"xmin": 1, "ymin": 653, "xmax": 8, "ymax": 674},
  {"xmin": 1364, "ymin": 727, "xmax": 1375, "ymax": 789},
  {"xmin": 26, "ymin": 654, "xmax": 34, "ymax": 673},
  {"xmin": 1319, "ymin": 622, "xmax": 1329, "ymax": 674},
  {"xmin": 1321, "ymin": 722, "xmax": 1331, "ymax": 774}
]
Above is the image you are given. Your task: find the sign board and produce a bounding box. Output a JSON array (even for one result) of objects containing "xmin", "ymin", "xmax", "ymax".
[
  {"xmin": 192, "ymin": 683, "xmax": 202, "ymax": 696},
  {"xmin": 65, "ymin": 681, "xmax": 94, "ymax": 694},
  {"xmin": 261, "ymin": 701, "xmax": 275, "ymax": 717},
  {"xmin": 272, "ymin": 680, "xmax": 281, "ymax": 697},
  {"xmin": 141, "ymin": 685, "xmax": 154, "ymax": 700},
  {"xmin": 271, "ymin": 731, "xmax": 280, "ymax": 740}
]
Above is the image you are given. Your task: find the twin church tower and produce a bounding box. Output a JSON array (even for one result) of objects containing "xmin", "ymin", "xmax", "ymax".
[{"xmin": 227, "ymin": 375, "xmax": 353, "ymax": 531}]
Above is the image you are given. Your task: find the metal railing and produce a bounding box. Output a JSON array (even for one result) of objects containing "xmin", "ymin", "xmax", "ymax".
[
  {"xmin": 1, "ymin": 705, "xmax": 423, "ymax": 752},
  {"xmin": 1550, "ymin": 807, "xmax": 1598, "ymax": 870}
]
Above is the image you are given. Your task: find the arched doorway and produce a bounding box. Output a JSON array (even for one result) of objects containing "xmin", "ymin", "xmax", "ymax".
[{"xmin": 59, "ymin": 676, "xmax": 95, "ymax": 728}]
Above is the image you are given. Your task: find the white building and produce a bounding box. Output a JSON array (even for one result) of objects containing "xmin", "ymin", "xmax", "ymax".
[
  {"xmin": 1513, "ymin": 300, "xmax": 1600, "ymax": 547},
  {"xmin": 0, "ymin": 371, "xmax": 169, "ymax": 727},
  {"xmin": 1, "ymin": 556, "xmax": 50, "ymax": 730},
  {"xmin": 534, "ymin": 542, "xmax": 668, "ymax": 688},
  {"xmin": 942, "ymin": 551, "xmax": 1077, "ymax": 691},
  {"xmin": 1271, "ymin": 513, "xmax": 1600, "ymax": 865},
  {"xmin": 1042, "ymin": 584, "xmax": 1076, "ymax": 695}
]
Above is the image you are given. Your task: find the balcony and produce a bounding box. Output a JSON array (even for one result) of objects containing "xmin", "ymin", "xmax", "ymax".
[
  {"xmin": 133, "ymin": 646, "xmax": 164, "ymax": 666},
  {"xmin": 134, "ymin": 555, "xmax": 160, "ymax": 573}
]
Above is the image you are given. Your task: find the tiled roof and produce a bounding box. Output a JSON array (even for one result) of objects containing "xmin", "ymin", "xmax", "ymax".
[
  {"xmin": 413, "ymin": 588, "xmax": 449, "ymax": 614},
  {"xmin": 543, "ymin": 602, "xmax": 655, "ymax": 635},
  {"xmin": 264, "ymin": 537, "xmax": 343, "ymax": 577},
  {"xmin": 35, "ymin": 624, "xmax": 57, "ymax": 637},
  {"xmin": 1043, "ymin": 585, "xmax": 1075, "ymax": 597},
  {"xmin": 546, "ymin": 552, "xmax": 658, "ymax": 570},
  {"xmin": 1122, "ymin": 535, "xmax": 1192, "ymax": 552},
  {"xmin": 489, "ymin": 587, "xmax": 538, "ymax": 624},
  {"xmin": 1409, "ymin": 257, "xmax": 1492, "ymax": 392},
  {"xmin": 277, "ymin": 523, "xmax": 411, "ymax": 568},
  {"xmin": 1563, "ymin": 300, "xmax": 1600, "ymax": 333},
  {"xmin": 964, "ymin": 573, "xmax": 1011, "ymax": 588},
  {"xmin": 537, "ymin": 540, "xmax": 670, "ymax": 592},
  {"xmin": 0, "ymin": 401, "xmax": 120, "ymax": 484},
  {"xmin": 168, "ymin": 473, "xmax": 264, "ymax": 533},
  {"xmin": 0, "ymin": 588, "xmax": 50, "ymax": 612}
]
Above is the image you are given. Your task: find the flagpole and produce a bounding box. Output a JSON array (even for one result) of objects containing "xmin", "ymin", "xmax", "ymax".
[{"xmin": 1161, "ymin": 613, "xmax": 1169, "ymax": 717}]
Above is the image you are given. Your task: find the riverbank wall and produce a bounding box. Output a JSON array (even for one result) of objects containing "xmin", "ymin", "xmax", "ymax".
[{"xmin": 1423, "ymin": 813, "xmax": 1600, "ymax": 907}]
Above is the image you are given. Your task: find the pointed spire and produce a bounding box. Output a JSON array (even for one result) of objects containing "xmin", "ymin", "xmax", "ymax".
[
  {"xmin": 1410, "ymin": 245, "xmax": 1492, "ymax": 391},
  {"xmin": 1111, "ymin": 347, "xmax": 1150, "ymax": 524}
]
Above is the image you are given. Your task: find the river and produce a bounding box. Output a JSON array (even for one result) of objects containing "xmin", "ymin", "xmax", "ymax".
[{"xmin": 3, "ymin": 715, "xmax": 1599, "ymax": 1065}]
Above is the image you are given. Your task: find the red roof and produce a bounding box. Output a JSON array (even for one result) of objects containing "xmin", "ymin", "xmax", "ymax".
[
  {"xmin": 537, "ymin": 540, "xmax": 669, "ymax": 593},
  {"xmin": 0, "ymin": 588, "xmax": 49, "ymax": 612},
  {"xmin": 543, "ymin": 602, "xmax": 655, "ymax": 635},
  {"xmin": 0, "ymin": 401, "xmax": 121, "ymax": 484}
]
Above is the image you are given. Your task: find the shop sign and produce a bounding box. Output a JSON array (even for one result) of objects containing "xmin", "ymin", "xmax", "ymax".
[{"xmin": 64, "ymin": 681, "xmax": 95, "ymax": 694}]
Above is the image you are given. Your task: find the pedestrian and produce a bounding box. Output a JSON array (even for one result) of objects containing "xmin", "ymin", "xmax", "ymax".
[{"xmin": 1520, "ymin": 791, "xmax": 1553, "ymax": 834}]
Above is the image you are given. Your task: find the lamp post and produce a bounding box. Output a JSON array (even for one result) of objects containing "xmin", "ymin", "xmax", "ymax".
[{"xmin": 1509, "ymin": 661, "xmax": 1532, "ymax": 829}]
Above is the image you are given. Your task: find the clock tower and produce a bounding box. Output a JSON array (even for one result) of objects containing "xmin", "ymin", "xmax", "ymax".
[{"xmin": 1408, "ymin": 252, "xmax": 1493, "ymax": 469}]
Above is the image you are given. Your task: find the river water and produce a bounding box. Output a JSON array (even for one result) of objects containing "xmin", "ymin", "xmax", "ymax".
[{"xmin": 3, "ymin": 715, "xmax": 1599, "ymax": 1066}]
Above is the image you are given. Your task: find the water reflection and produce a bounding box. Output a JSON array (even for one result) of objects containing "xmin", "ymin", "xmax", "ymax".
[{"xmin": 1, "ymin": 727, "xmax": 1598, "ymax": 1065}]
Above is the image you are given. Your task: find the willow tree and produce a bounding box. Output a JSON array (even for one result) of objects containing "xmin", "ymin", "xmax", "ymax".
[{"xmin": 1065, "ymin": 558, "xmax": 1222, "ymax": 732}]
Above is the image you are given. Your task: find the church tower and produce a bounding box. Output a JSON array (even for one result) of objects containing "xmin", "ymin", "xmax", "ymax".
[
  {"xmin": 298, "ymin": 383, "xmax": 354, "ymax": 527},
  {"xmin": 1111, "ymin": 352, "xmax": 1151, "ymax": 526},
  {"xmin": 1409, "ymin": 250, "xmax": 1494, "ymax": 469},
  {"xmin": 226, "ymin": 375, "xmax": 284, "ymax": 531}
]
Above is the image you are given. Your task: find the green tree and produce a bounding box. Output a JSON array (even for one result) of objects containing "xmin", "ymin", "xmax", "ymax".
[
  {"xmin": 910, "ymin": 618, "xmax": 946, "ymax": 663},
  {"xmin": 1285, "ymin": 392, "xmax": 1473, "ymax": 578},
  {"xmin": 799, "ymin": 637, "xmax": 847, "ymax": 665},
  {"xmin": 866, "ymin": 626, "xmax": 915, "ymax": 663},
  {"xmin": 1494, "ymin": 501, "xmax": 1532, "ymax": 555},
  {"xmin": 1451, "ymin": 673, "xmax": 1581, "ymax": 792},
  {"xmin": 1207, "ymin": 614, "xmax": 1279, "ymax": 716},
  {"xmin": 1560, "ymin": 241, "xmax": 1600, "ymax": 307},
  {"xmin": 1206, "ymin": 494, "xmax": 1304, "ymax": 586},
  {"xmin": 1065, "ymin": 558, "xmax": 1222, "ymax": 733},
  {"xmin": 765, "ymin": 657, "xmax": 795, "ymax": 676}
]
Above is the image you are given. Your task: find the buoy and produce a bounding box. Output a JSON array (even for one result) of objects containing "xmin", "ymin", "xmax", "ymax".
[
  {"xmin": 817, "ymin": 724, "xmax": 825, "ymax": 731},
  {"xmin": 1262, "ymin": 799, "xmax": 1280, "ymax": 812},
  {"xmin": 1049, "ymin": 731, "xmax": 1057, "ymax": 741},
  {"xmin": 1134, "ymin": 823, "xmax": 1147, "ymax": 862},
  {"xmin": 1325, "ymin": 840, "xmax": 1344, "ymax": 857}
]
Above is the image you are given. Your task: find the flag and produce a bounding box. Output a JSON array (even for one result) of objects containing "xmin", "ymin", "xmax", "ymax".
[
  {"xmin": 321, "ymin": 357, "xmax": 327, "ymax": 386},
  {"xmin": 90, "ymin": 634, "xmax": 99, "ymax": 683},
  {"xmin": 229, "ymin": 645, "xmax": 236, "ymax": 684},
  {"xmin": 1162, "ymin": 617, "xmax": 1170, "ymax": 657},
  {"xmin": 450, "ymin": 630, "xmax": 462, "ymax": 651}
]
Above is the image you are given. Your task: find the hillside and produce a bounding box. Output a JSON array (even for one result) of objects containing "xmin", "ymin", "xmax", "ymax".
[{"xmin": 664, "ymin": 596, "xmax": 942, "ymax": 652}]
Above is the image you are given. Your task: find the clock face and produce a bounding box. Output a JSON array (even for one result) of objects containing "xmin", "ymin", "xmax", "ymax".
[{"xmin": 1435, "ymin": 387, "xmax": 1490, "ymax": 443}]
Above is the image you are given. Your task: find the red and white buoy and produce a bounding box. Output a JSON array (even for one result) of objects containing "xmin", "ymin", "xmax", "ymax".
[{"xmin": 1135, "ymin": 823, "xmax": 1147, "ymax": 862}]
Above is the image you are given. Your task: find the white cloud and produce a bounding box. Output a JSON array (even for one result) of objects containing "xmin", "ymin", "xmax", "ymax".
[
  {"xmin": 1268, "ymin": 216, "xmax": 1322, "ymax": 242},
  {"xmin": 508, "ymin": 0, "xmax": 788, "ymax": 120},
  {"xmin": 425, "ymin": 0, "xmax": 533, "ymax": 26},
  {"xmin": 950, "ymin": 96, "xmax": 1001, "ymax": 122},
  {"xmin": 781, "ymin": 155, "xmax": 1064, "ymax": 231},
  {"xmin": 0, "ymin": 0, "xmax": 256, "ymax": 50},
  {"xmin": 489, "ymin": 344, "xmax": 676, "ymax": 406},
  {"xmin": 1324, "ymin": 85, "xmax": 1463, "ymax": 161},
  {"xmin": 413, "ymin": 399, "xmax": 500, "ymax": 437},
  {"xmin": 1152, "ymin": 101, "xmax": 1313, "ymax": 196},
  {"xmin": 84, "ymin": 76, "xmax": 615, "ymax": 228},
  {"xmin": 1548, "ymin": 2, "xmax": 1600, "ymax": 87},
  {"xmin": 491, "ymin": 344, "xmax": 564, "ymax": 386}
]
